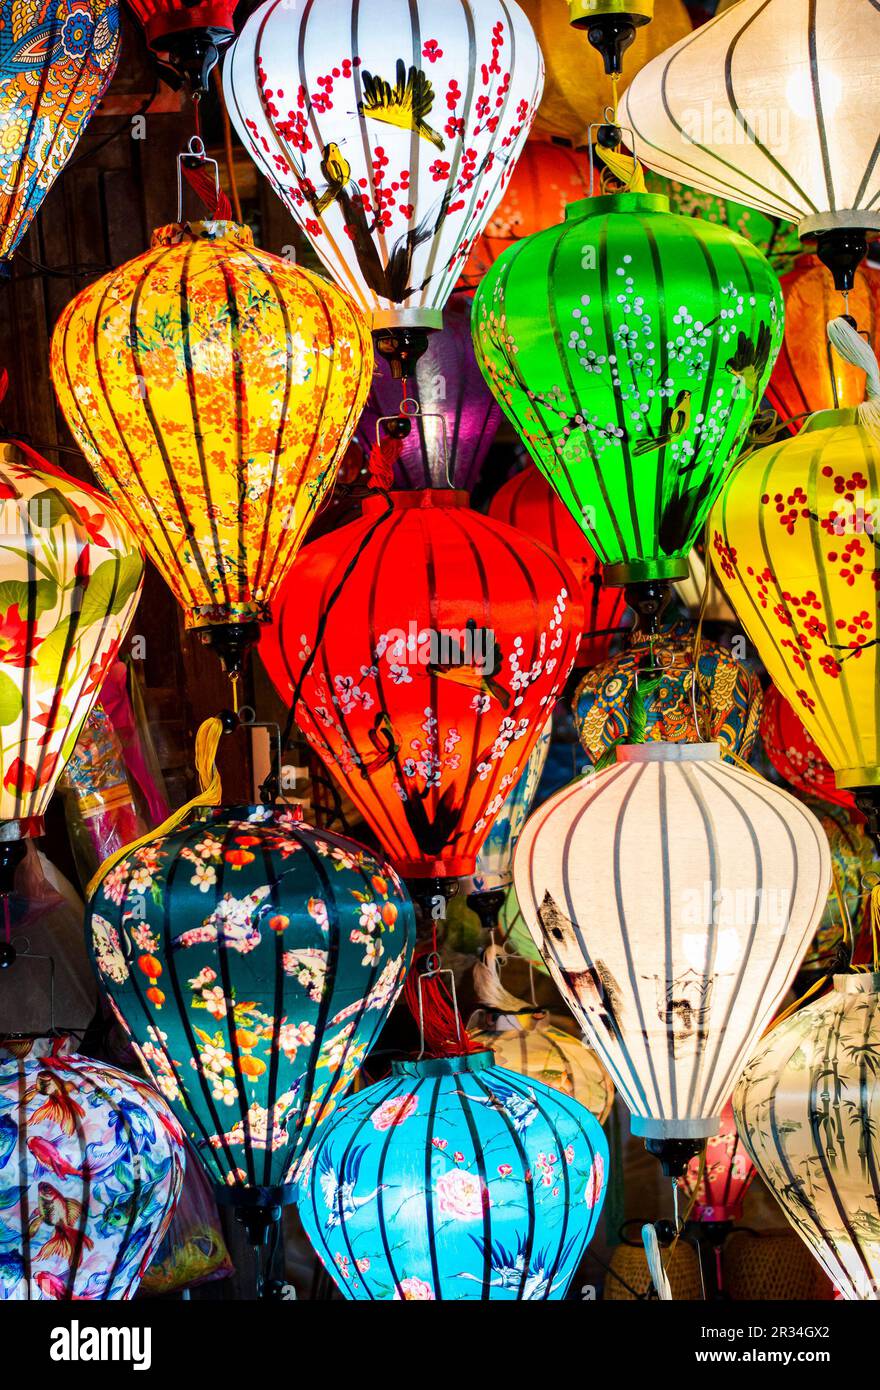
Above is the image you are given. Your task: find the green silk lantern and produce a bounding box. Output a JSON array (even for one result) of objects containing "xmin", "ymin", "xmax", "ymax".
[{"xmin": 471, "ymin": 191, "xmax": 783, "ymax": 599}]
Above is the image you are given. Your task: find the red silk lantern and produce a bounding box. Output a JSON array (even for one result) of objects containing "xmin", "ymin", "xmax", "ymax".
[
  {"xmin": 261, "ymin": 490, "xmax": 582, "ymax": 879},
  {"xmin": 488, "ymin": 468, "xmax": 626, "ymax": 667},
  {"xmin": 761, "ymin": 683, "xmax": 857, "ymax": 815},
  {"xmin": 678, "ymin": 1101, "xmax": 756, "ymax": 1225},
  {"xmin": 767, "ymin": 255, "xmax": 880, "ymax": 433}
]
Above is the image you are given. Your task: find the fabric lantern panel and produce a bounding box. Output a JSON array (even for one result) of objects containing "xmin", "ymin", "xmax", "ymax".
[
  {"xmin": 469, "ymin": 1012, "xmax": 614, "ymax": 1123},
  {"xmin": 677, "ymin": 1101, "xmax": 755, "ymax": 1224},
  {"xmin": 644, "ymin": 172, "xmax": 802, "ymax": 275},
  {"xmin": 296, "ymin": 1050, "xmax": 608, "ymax": 1300},
  {"xmin": 462, "ymin": 717, "xmax": 551, "ymax": 897}
]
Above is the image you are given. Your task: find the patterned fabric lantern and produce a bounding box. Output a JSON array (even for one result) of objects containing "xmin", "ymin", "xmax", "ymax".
[
  {"xmin": 86, "ymin": 806, "xmax": 415, "ymax": 1234},
  {"xmin": 459, "ymin": 141, "xmax": 595, "ymax": 292},
  {"xmin": 469, "ymin": 1012, "xmax": 614, "ymax": 1122},
  {"xmin": 472, "ymin": 191, "xmax": 782, "ymax": 592},
  {"xmin": 297, "ymin": 1050, "xmax": 608, "ymax": 1300},
  {"xmin": 710, "ymin": 409, "xmax": 880, "ymax": 813},
  {"xmin": 357, "ymin": 296, "xmax": 501, "ymax": 492},
  {"xmin": 462, "ymin": 718, "xmax": 551, "ymax": 898},
  {"xmin": 488, "ymin": 467, "xmax": 627, "ymax": 667},
  {"xmin": 126, "ymin": 2, "xmax": 237, "ymax": 88},
  {"xmin": 0, "ymin": 440, "xmax": 143, "ymax": 843},
  {"xmin": 520, "ymin": 0, "xmax": 691, "ymax": 146},
  {"xmin": 734, "ymin": 972, "xmax": 880, "ymax": 1301},
  {"xmin": 261, "ymin": 491, "xmax": 582, "ymax": 879},
  {"xmin": 760, "ymin": 684, "xmax": 856, "ymax": 814},
  {"xmin": 224, "ymin": 0, "xmax": 544, "ymax": 341},
  {"xmin": 799, "ymin": 797, "xmax": 874, "ymax": 975},
  {"xmin": 767, "ymin": 256, "xmax": 880, "ymax": 432},
  {"xmin": 0, "ymin": 1, "xmax": 120, "ymax": 265},
  {"xmin": 573, "ymin": 619, "xmax": 763, "ymax": 767},
  {"xmin": 677, "ymin": 1101, "xmax": 755, "ymax": 1224},
  {"xmin": 0, "ymin": 1035, "xmax": 184, "ymax": 1300},
  {"xmin": 645, "ymin": 173, "xmax": 802, "ymax": 275},
  {"xmin": 513, "ymin": 742, "xmax": 830, "ymax": 1168},
  {"xmin": 50, "ymin": 220, "xmax": 371, "ymax": 675}
]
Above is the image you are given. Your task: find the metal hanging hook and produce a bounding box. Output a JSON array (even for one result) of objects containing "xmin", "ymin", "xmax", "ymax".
[{"xmin": 177, "ymin": 135, "xmax": 222, "ymax": 225}]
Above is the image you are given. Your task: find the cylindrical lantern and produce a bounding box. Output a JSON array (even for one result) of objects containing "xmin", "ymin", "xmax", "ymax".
[
  {"xmin": 760, "ymin": 684, "xmax": 856, "ymax": 814},
  {"xmin": 0, "ymin": 441, "xmax": 143, "ymax": 846},
  {"xmin": 734, "ymin": 972, "xmax": 880, "ymax": 1301},
  {"xmin": 514, "ymin": 742, "xmax": 830, "ymax": 1169},
  {"xmin": 677, "ymin": 1101, "xmax": 755, "ymax": 1225},
  {"xmin": 0, "ymin": 1036, "xmax": 184, "ymax": 1300},
  {"xmin": 261, "ymin": 491, "xmax": 583, "ymax": 879},
  {"xmin": 297, "ymin": 1050, "xmax": 608, "ymax": 1299},
  {"xmin": 488, "ymin": 467, "xmax": 627, "ymax": 667},
  {"xmin": 469, "ymin": 1013, "xmax": 614, "ymax": 1122},
  {"xmin": 357, "ymin": 296, "xmax": 501, "ymax": 491},
  {"xmin": 224, "ymin": 0, "xmax": 544, "ymax": 343},
  {"xmin": 51, "ymin": 220, "xmax": 372, "ymax": 676},
  {"xmin": 767, "ymin": 256, "xmax": 880, "ymax": 431},
  {"xmin": 462, "ymin": 718, "xmax": 552, "ymax": 899},
  {"xmin": 0, "ymin": 1, "xmax": 120, "ymax": 265},
  {"xmin": 472, "ymin": 191, "xmax": 782, "ymax": 593},
  {"xmin": 86, "ymin": 806, "xmax": 415, "ymax": 1235}
]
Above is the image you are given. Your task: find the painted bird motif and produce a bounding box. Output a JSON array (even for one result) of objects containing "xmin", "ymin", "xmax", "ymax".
[
  {"xmin": 357, "ymin": 61, "xmax": 445, "ymax": 149},
  {"xmin": 314, "ymin": 142, "xmax": 352, "ymax": 215},
  {"xmin": 455, "ymin": 1077, "xmax": 540, "ymax": 1137},
  {"xmin": 426, "ymin": 620, "xmax": 509, "ymax": 710},
  {"xmin": 458, "ymin": 1233, "xmax": 583, "ymax": 1298},
  {"xmin": 318, "ymin": 1146, "xmax": 386, "ymax": 1227},
  {"xmin": 21, "ymin": 1072, "xmax": 85, "ymax": 1137},
  {"xmin": 632, "ymin": 390, "xmax": 692, "ymax": 456},
  {"xmin": 725, "ymin": 321, "xmax": 774, "ymax": 400},
  {"xmin": 29, "ymin": 1182, "xmax": 93, "ymax": 1262}
]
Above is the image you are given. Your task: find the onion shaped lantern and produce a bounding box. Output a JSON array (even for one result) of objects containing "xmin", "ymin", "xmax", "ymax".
[
  {"xmin": 513, "ymin": 742, "xmax": 830, "ymax": 1173},
  {"xmin": 296, "ymin": 1050, "xmax": 608, "ymax": 1300},
  {"xmin": 50, "ymin": 220, "xmax": 372, "ymax": 678},
  {"xmin": 86, "ymin": 806, "xmax": 415, "ymax": 1239},
  {"xmin": 488, "ymin": 467, "xmax": 627, "ymax": 667},
  {"xmin": 261, "ymin": 491, "xmax": 583, "ymax": 881},
  {"xmin": 760, "ymin": 684, "xmax": 856, "ymax": 814},
  {"xmin": 734, "ymin": 972, "xmax": 880, "ymax": 1301},
  {"xmin": 224, "ymin": 0, "xmax": 544, "ymax": 372},
  {"xmin": 126, "ymin": 2, "xmax": 238, "ymax": 90},
  {"xmin": 0, "ymin": 440, "xmax": 143, "ymax": 865},
  {"xmin": 677, "ymin": 1100, "xmax": 755, "ymax": 1226},
  {"xmin": 469, "ymin": 1013, "xmax": 614, "ymax": 1122},
  {"xmin": 0, "ymin": 1, "xmax": 120, "ymax": 266},
  {"xmin": 0, "ymin": 1035, "xmax": 184, "ymax": 1300},
  {"xmin": 471, "ymin": 191, "xmax": 782, "ymax": 619}
]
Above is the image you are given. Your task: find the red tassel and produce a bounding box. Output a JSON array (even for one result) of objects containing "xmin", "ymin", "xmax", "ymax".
[
  {"xmin": 367, "ymin": 434, "xmax": 403, "ymax": 491},
  {"xmin": 403, "ymin": 941, "xmax": 481, "ymax": 1058},
  {"xmin": 181, "ymin": 161, "xmax": 232, "ymax": 221}
]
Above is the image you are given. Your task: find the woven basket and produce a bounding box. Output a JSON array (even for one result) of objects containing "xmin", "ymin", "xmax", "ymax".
[
  {"xmin": 723, "ymin": 1231, "xmax": 835, "ymax": 1300},
  {"xmin": 604, "ymin": 1241, "xmax": 703, "ymax": 1301}
]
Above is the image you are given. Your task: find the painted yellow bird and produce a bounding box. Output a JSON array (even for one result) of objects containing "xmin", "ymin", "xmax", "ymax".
[
  {"xmin": 314, "ymin": 143, "xmax": 352, "ymax": 213},
  {"xmin": 633, "ymin": 390, "xmax": 692, "ymax": 456},
  {"xmin": 357, "ymin": 59, "xmax": 445, "ymax": 150}
]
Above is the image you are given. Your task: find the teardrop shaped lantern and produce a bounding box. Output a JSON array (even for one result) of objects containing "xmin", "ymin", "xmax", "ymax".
[
  {"xmin": 710, "ymin": 408, "xmax": 880, "ymax": 834},
  {"xmin": 50, "ymin": 220, "xmax": 372, "ymax": 677},
  {"xmin": 767, "ymin": 256, "xmax": 880, "ymax": 432},
  {"xmin": 296, "ymin": 1050, "xmax": 608, "ymax": 1300},
  {"xmin": 0, "ymin": 1035, "xmax": 184, "ymax": 1300},
  {"xmin": 760, "ymin": 684, "xmax": 856, "ymax": 814},
  {"xmin": 513, "ymin": 742, "xmax": 830, "ymax": 1173},
  {"xmin": 622, "ymin": 0, "xmax": 880, "ymax": 290},
  {"xmin": 126, "ymin": 2, "xmax": 237, "ymax": 91},
  {"xmin": 488, "ymin": 468, "xmax": 627, "ymax": 668},
  {"xmin": 224, "ymin": 0, "xmax": 544, "ymax": 371},
  {"xmin": 677, "ymin": 1100, "xmax": 755, "ymax": 1226},
  {"xmin": 734, "ymin": 972, "xmax": 880, "ymax": 1301},
  {"xmin": 0, "ymin": 1, "xmax": 121, "ymax": 266},
  {"xmin": 261, "ymin": 490, "xmax": 583, "ymax": 881},
  {"xmin": 0, "ymin": 440, "xmax": 143, "ymax": 860},
  {"xmin": 471, "ymin": 191, "xmax": 783, "ymax": 618},
  {"xmin": 86, "ymin": 806, "xmax": 415, "ymax": 1238},
  {"xmin": 469, "ymin": 1013, "xmax": 614, "ymax": 1123}
]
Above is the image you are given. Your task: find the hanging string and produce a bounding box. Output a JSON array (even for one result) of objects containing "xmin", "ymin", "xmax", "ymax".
[
  {"xmin": 827, "ymin": 315, "xmax": 880, "ymax": 441},
  {"xmin": 181, "ymin": 159, "xmax": 232, "ymax": 220}
]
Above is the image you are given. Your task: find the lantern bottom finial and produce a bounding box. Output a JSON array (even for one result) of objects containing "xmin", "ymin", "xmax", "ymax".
[
  {"xmin": 466, "ymin": 888, "xmax": 507, "ymax": 932},
  {"xmin": 621, "ymin": 577, "xmax": 675, "ymax": 635},
  {"xmin": 644, "ymin": 1137, "xmax": 706, "ymax": 1179},
  {"xmin": 373, "ymin": 326, "xmax": 434, "ymax": 380},
  {"xmin": 815, "ymin": 227, "xmax": 869, "ymax": 293},
  {"xmin": 199, "ymin": 621, "xmax": 262, "ymax": 679},
  {"xmin": 568, "ymin": 2, "xmax": 654, "ymax": 75}
]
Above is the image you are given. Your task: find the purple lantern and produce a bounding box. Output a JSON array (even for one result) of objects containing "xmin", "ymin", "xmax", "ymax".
[{"xmin": 358, "ymin": 295, "xmax": 502, "ymax": 491}]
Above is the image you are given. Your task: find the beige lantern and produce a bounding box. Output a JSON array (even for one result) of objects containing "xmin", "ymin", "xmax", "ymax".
[
  {"xmin": 513, "ymin": 742, "xmax": 830, "ymax": 1172},
  {"xmin": 734, "ymin": 972, "xmax": 880, "ymax": 1301}
]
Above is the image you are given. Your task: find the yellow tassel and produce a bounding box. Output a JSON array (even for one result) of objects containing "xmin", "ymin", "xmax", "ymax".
[
  {"xmin": 596, "ymin": 145, "xmax": 646, "ymax": 193},
  {"xmin": 86, "ymin": 715, "xmax": 225, "ymax": 901}
]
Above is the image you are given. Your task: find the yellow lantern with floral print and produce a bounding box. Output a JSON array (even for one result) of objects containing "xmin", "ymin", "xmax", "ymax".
[{"xmin": 50, "ymin": 220, "xmax": 372, "ymax": 675}]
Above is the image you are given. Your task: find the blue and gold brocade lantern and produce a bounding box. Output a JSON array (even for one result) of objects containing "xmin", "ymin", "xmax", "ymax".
[{"xmin": 297, "ymin": 1050, "xmax": 607, "ymax": 1300}]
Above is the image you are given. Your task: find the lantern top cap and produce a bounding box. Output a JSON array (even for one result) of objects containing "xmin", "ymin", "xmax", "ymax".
[
  {"xmin": 832, "ymin": 972, "xmax": 880, "ymax": 996},
  {"xmin": 362, "ymin": 489, "xmax": 471, "ymax": 519},
  {"xmin": 565, "ymin": 191, "xmax": 669, "ymax": 221},
  {"xmin": 615, "ymin": 741, "xmax": 721, "ymax": 764},
  {"xmin": 150, "ymin": 220, "xmax": 255, "ymax": 252},
  {"xmin": 392, "ymin": 1050, "xmax": 495, "ymax": 1079}
]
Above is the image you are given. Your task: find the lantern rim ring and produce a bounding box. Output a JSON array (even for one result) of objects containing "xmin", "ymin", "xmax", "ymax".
[
  {"xmin": 632, "ymin": 1114, "xmax": 720, "ymax": 1140},
  {"xmin": 615, "ymin": 740, "xmax": 721, "ymax": 765},
  {"xmin": 392, "ymin": 1050, "xmax": 495, "ymax": 1079},
  {"xmin": 565, "ymin": 191, "xmax": 669, "ymax": 222},
  {"xmin": 833, "ymin": 971, "xmax": 880, "ymax": 995}
]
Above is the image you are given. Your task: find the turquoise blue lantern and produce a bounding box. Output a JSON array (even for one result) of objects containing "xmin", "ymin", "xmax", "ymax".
[{"xmin": 297, "ymin": 1050, "xmax": 608, "ymax": 1300}]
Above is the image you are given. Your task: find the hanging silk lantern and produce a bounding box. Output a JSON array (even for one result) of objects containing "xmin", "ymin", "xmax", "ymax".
[
  {"xmin": 357, "ymin": 296, "xmax": 501, "ymax": 492},
  {"xmin": 86, "ymin": 805, "xmax": 415, "ymax": 1237},
  {"xmin": 459, "ymin": 141, "xmax": 595, "ymax": 292},
  {"xmin": 224, "ymin": 0, "xmax": 544, "ymax": 371},
  {"xmin": 0, "ymin": 1035, "xmax": 184, "ymax": 1300},
  {"xmin": 622, "ymin": 0, "xmax": 880, "ymax": 291},
  {"xmin": 0, "ymin": 1, "xmax": 120, "ymax": 266},
  {"xmin": 573, "ymin": 618, "xmax": 763, "ymax": 767},
  {"xmin": 710, "ymin": 408, "xmax": 880, "ymax": 830},
  {"xmin": 126, "ymin": 2, "xmax": 237, "ymax": 90},
  {"xmin": 767, "ymin": 256, "xmax": 880, "ymax": 432},
  {"xmin": 261, "ymin": 491, "xmax": 582, "ymax": 880},
  {"xmin": 472, "ymin": 191, "xmax": 783, "ymax": 614},
  {"xmin": 51, "ymin": 220, "xmax": 371, "ymax": 678},
  {"xmin": 514, "ymin": 742, "xmax": 830, "ymax": 1172},
  {"xmin": 296, "ymin": 1049, "xmax": 608, "ymax": 1300},
  {"xmin": 677, "ymin": 1101, "xmax": 755, "ymax": 1226},
  {"xmin": 469, "ymin": 1012, "xmax": 614, "ymax": 1122},
  {"xmin": 760, "ymin": 684, "xmax": 856, "ymax": 814},
  {"xmin": 488, "ymin": 467, "xmax": 627, "ymax": 667},
  {"xmin": 734, "ymin": 972, "xmax": 880, "ymax": 1301},
  {"xmin": 798, "ymin": 797, "xmax": 874, "ymax": 976},
  {"xmin": 644, "ymin": 172, "xmax": 802, "ymax": 275},
  {"xmin": 520, "ymin": 0, "xmax": 691, "ymax": 146},
  {"xmin": 463, "ymin": 718, "xmax": 552, "ymax": 900},
  {"xmin": 0, "ymin": 440, "xmax": 143, "ymax": 863}
]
